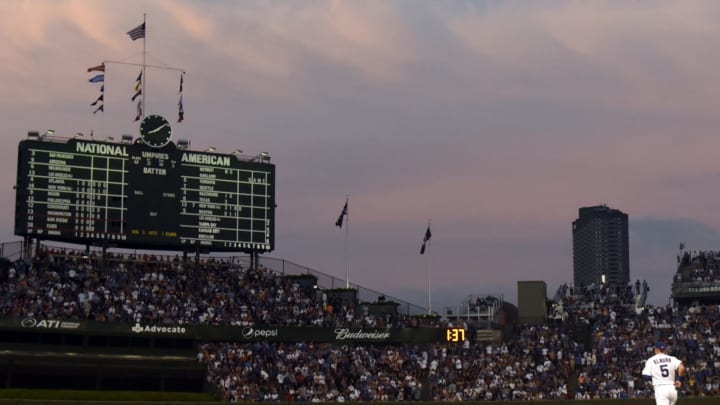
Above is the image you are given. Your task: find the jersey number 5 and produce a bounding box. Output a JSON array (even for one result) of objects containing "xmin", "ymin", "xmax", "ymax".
[{"xmin": 660, "ymin": 364, "xmax": 669, "ymax": 377}]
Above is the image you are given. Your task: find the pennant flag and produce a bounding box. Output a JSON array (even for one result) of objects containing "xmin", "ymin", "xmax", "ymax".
[
  {"xmin": 335, "ymin": 200, "xmax": 348, "ymax": 228},
  {"xmin": 134, "ymin": 100, "xmax": 143, "ymax": 122},
  {"xmin": 134, "ymin": 71, "xmax": 142, "ymax": 93},
  {"xmin": 420, "ymin": 225, "xmax": 432, "ymax": 254},
  {"xmin": 93, "ymin": 104, "xmax": 104, "ymax": 114},
  {"xmin": 177, "ymin": 95, "xmax": 184, "ymax": 123},
  {"xmin": 87, "ymin": 63, "xmax": 105, "ymax": 73},
  {"xmin": 131, "ymin": 69, "xmax": 143, "ymax": 106},
  {"xmin": 176, "ymin": 73, "xmax": 184, "ymax": 122},
  {"xmin": 88, "ymin": 74, "xmax": 105, "ymax": 83},
  {"xmin": 127, "ymin": 22, "xmax": 146, "ymax": 41},
  {"xmin": 90, "ymin": 94, "xmax": 103, "ymax": 106}
]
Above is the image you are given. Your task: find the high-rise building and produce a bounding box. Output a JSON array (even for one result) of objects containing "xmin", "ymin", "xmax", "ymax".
[{"xmin": 572, "ymin": 205, "xmax": 629, "ymax": 290}]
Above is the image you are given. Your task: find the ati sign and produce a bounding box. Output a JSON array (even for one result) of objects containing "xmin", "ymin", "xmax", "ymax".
[{"xmin": 21, "ymin": 318, "xmax": 81, "ymax": 330}]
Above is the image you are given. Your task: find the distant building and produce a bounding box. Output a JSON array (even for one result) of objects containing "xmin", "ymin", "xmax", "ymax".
[
  {"xmin": 517, "ymin": 281, "xmax": 547, "ymax": 324},
  {"xmin": 572, "ymin": 205, "xmax": 629, "ymax": 290}
]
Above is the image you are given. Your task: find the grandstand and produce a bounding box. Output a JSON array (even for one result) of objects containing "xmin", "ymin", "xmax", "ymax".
[
  {"xmin": 0, "ymin": 240, "xmax": 455, "ymax": 395},
  {"xmin": 672, "ymin": 248, "xmax": 720, "ymax": 305},
  {"xmin": 2, "ymin": 239, "xmax": 719, "ymax": 400}
]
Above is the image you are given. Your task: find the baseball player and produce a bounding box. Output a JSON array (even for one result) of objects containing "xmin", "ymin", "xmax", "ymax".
[{"xmin": 642, "ymin": 341, "xmax": 686, "ymax": 405}]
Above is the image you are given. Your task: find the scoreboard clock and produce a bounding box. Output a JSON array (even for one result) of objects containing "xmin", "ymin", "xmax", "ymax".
[
  {"xmin": 139, "ymin": 114, "xmax": 172, "ymax": 148},
  {"xmin": 445, "ymin": 328, "xmax": 466, "ymax": 342},
  {"xmin": 14, "ymin": 137, "xmax": 275, "ymax": 252}
]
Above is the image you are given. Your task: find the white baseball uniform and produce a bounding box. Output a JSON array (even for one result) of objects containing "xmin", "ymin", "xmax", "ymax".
[{"xmin": 642, "ymin": 353, "xmax": 683, "ymax": 405}]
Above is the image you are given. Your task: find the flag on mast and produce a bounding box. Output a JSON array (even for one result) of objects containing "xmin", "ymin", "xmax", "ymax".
[
  {"xmin": 177, "ymin": 73, "xmax": 184, "ymax": 122},
  {"xmin": 90, "ymin": 94, "xmax": 103, "ymax": 106},
  {"xmin": 89, "ymin": 69, "xmax": 104, "ymax": 113},
  {"xmin": 134, "ymin": 100, "xmax": 143, "ymax": 122},
  {"xmin": 420, "ymin": 225, "xmax": 432, "ymax": 254},
  {"xmin": 335, "ymin": 200, "xmax": 348, "ymax": 228},
  {"xmin": 177, "ymin": 95, "xmax": 184, "ymax": 123},
  {"xmin": 87, "ymin": 63, "xmax": 105, "ymax": 72},
  {"xmin": 132, "ymin": 70, "xmax": 143, "ymax": 120},
  {"xmin": 126, "ymin": 22, "xmax": 146, "ymax": 41}
]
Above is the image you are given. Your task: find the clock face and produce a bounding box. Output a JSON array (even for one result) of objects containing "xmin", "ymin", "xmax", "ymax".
[{"xmin": 139, "ymin": 114, "xmax": 172, "ymax": 148}]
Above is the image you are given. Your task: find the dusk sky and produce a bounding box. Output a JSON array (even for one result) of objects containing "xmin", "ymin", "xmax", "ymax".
[{"xmin": 3, "ymin": 0, "xmax": 720, "ymax": 312}]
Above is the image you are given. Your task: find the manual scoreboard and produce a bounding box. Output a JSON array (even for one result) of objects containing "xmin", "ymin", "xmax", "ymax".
[{"xmin": 14, "ymin": 138, "xmax": 275, "ymax": 252}]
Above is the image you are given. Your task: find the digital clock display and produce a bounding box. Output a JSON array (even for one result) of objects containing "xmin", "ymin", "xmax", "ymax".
[
  {"xmin": 446, "ymin": 328, "xmax": 466, "ymax": 342},
  {"xmin": 14, "ymin": 138, "xmax": 275, "ymax": 252}
]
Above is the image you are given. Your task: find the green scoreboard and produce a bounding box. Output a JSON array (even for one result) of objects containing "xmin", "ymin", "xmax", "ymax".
[{"xmin": 14, "ymin": 138, "xmax": 275, "ymax": 252}]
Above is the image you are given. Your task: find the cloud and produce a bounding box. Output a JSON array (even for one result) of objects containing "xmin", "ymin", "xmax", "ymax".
[
  {"xmin": 441, "ymin": 1, "xmax": 720, "ymax": 115},
  {"xmin": 4, "ymin": 1, "xmax": 720, "ymax": 314}
]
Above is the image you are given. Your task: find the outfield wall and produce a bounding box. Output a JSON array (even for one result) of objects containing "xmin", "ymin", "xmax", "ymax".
[{"xmin": 1, "ymin": 397, "xmax": 719, "ymax": 404}]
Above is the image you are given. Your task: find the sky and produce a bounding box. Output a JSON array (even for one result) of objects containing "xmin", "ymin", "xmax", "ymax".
[{"xmin": 3, "ymin": 0, "xmax": 720, "ymax": 313}]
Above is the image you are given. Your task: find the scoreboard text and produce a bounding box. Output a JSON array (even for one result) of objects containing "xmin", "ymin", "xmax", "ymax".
[{"xmin": 14, "ymin": 139, "xmax": 275, "ymax": 252}]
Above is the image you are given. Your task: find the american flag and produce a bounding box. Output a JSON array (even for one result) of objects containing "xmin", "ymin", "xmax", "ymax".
[{"xmin": 126, "ymin": 22, "xmax": 145, "ymax": 41}]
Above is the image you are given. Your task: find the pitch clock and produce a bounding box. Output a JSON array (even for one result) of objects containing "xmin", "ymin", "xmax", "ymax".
[{"xmin": 446, "ymin": 328, "xmax": 466, "ymax": 342}]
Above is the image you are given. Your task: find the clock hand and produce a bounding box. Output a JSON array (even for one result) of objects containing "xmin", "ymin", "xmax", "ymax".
[{"xmin": 148, "ymin": 123, "xmax": 168, "ymax": 134}]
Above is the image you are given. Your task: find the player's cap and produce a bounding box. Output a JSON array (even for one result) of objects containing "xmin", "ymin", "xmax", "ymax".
[{"xmin": 655, "ymin": 341, "xmax": 666, "ymax": 349}]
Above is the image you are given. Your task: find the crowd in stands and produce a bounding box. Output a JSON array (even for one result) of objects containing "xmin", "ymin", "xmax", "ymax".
[
  {"xmin": 1, "ymin": 246, "xmax": 719, "ymax": 401},
  {"xmin": 0, "ymin": 247, "xmax": 415, "ymax": 328},
  {"xmin": 199, "ymin": 283, "xmax": 719, "ymax": 401},
  {"xmin": 199, "ymin": 324, "xmax": 579, "ymax": 401},
  {"xmin": 676, "ymin": 250, "xmax": 720, "ymax": 283}
]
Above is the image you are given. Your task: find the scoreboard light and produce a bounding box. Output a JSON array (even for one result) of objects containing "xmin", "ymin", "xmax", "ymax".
[{"xmin": 14, "ymin": 138, "xmax": 275, "ymax": 252}]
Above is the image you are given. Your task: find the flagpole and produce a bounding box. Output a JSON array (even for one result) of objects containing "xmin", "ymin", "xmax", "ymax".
[
  {"xmin": 142, "ymin": 13, "xmax": 146, "ymax": 117},
  {"xmin": 345, "ymin": 195, "xmax": 350, "ymax": 288},
  {"xmin": 427, "ymin": 219, "xmax": 432, "ymax": 315}
]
